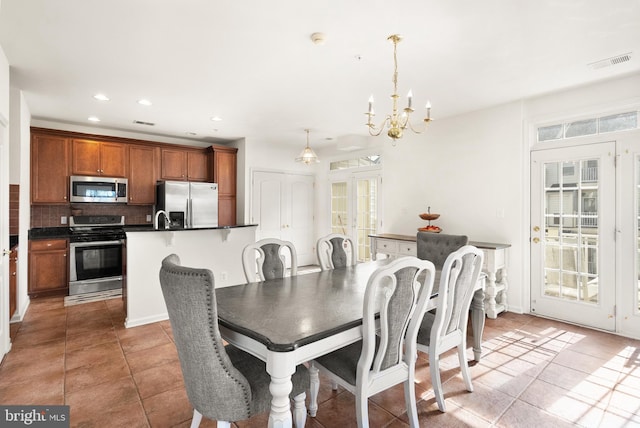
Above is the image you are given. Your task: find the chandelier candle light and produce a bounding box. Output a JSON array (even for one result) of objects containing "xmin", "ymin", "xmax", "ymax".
[
  {"xmin": 295, "ymin": 129, "xmax": 319, "ymax": 164},
  {"xmin": 366, "ymin": 34, "xmax": 432, "ymax": 142}
]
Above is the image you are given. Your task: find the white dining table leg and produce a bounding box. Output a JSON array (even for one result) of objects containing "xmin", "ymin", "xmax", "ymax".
[{"xmin": 267, "ymin": 352, "xmax": 295, "ymax": 428}]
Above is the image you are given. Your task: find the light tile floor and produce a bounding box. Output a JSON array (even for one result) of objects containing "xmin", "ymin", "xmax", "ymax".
[{"xmin": 1, "ymin": 296, "xmax": 639, "ymax": 427}]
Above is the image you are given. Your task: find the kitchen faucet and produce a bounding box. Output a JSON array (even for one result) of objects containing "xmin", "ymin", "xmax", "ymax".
[{"xmin": 154, "ymin": 210, "xmax": 170, "ymax": 230}]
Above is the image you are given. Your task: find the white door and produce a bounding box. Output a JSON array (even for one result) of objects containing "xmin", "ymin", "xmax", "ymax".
[
  {"xmin": 330, "ymin": 172, "xmax": 381, "ymax": 262},
  {"xmin": 0, "ymin": 117, "xmax": 9, "ymax": 358},
  {"xmin": 531, "ymin": 142, "xmax": 616, "ymax": 331},
  {"xmin": 618, "ymin": 137, "xmax": 640, "ymax": 338},
  {"xmin": 252, "ymin": 171, "xmax": 316, "ymax": 266}
]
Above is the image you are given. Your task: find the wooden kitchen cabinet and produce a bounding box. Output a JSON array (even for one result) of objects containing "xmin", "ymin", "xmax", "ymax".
[
  {"xmin": 9, "ymin": 245, "xmax": 17, "ymax": 319},
  {"xmin": 160, "ymin": 148, "xmax": 209, "ymax": 181},
  {"xmin": 31, "ymin": 133, "xmax": 70, "ymax": 204},
  {"xmin": 211, "ymin": 146, "xmax": 238, "ymax": 226},
  {"xmin": 71, "ymin": 139, "xmax": 128, "ymax": 177},
  {"xmin": 187, "ymin": 151, "xmax": 209, "ymax": 181},
  {"xmin": 28, "ymin": 239, "xmax": 69, "ymax": 296},
  {"xmin": 128, "ymin": 145, "xmax": 157, "ymax": 204},
  {"xmin": 160, "ymin": 149, "xmax": 186, "ymax": 180}
]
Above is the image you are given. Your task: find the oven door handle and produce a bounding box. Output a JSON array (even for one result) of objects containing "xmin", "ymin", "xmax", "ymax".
[{"xmin": 70, "ymin": 240, "xmax": 124, "ymax": 247}]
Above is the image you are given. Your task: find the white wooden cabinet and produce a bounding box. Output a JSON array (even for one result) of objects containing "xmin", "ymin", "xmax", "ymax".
[{"xmin": 369, "ymin": 233, "xmax": 510, "ymax": 319}]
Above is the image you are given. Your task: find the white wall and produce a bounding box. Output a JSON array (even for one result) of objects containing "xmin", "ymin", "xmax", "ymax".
[
  {"xmin": 240, "ymin": 136, "xmax": 319, "ymax": 224},
  {"xmin": 30, "ymin": 118, "xmax": 216, "ymax": 148},
  {"xmin": 379, "ymin": 102, "xmax": 526, "ymax": 312}
]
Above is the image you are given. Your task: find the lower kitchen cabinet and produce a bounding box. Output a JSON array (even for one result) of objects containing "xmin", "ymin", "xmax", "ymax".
[
  {"xmin": 28, "ymin": 239, "xmax": 69, "ymax": 297},
  {"xmin": 9, "ymin": 245, "xmax": 17, "ymax": 319}
]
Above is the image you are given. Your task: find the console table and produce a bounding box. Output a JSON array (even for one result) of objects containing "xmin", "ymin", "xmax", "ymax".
[{"xmin": 369, "ymin": 233, "xmax": 510, "ymax": 319}]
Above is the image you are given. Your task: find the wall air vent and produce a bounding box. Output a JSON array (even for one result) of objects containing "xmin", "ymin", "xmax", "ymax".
[
  {"xmin": 133, "ymin": 120, "xmax": 155, "ymax": 126},
  {"xmin": 588, "ymin": 52, "xmax": 632, "ymax": 70}
]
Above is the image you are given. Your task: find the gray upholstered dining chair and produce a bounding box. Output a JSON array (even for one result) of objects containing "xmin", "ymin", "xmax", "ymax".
[
  {"xmin": 159, "ymin": 254, "xmax": 309, "ymax": 428},
  {"xmin": 415, "ymin": 245, "xmax": 484, "ymax": 412},
  {"xmin": 416, "ymin": 232, "xmax": 469, "ymax": 270},
  {"xmin": 316, "ymin": 233, "xmax": 356, "ymax": 271},
  {"xmin": 242, "ymin": 238, "xmax": 298, "ymax": 282},
  {"xmin": 308, "ymin": 256, "xmax": 436, "ymax": 428}
]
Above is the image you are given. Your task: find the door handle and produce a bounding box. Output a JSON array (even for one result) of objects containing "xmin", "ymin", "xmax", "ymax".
[{"xmin": 2, "ymin": 249, "xmax": 12, "ymax": 256}]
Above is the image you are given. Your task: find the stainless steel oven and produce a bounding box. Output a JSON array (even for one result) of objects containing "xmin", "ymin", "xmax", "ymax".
[{"xmin": 69, "ymin": 215, "xmax": 125, "ymax": 296}]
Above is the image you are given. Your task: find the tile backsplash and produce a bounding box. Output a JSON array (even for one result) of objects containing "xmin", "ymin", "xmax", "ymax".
[
  {"xmin": 10, "ymin": 185, "xmax": 19, "ymax": 235},
  {"xmin": 31, "ymin": 204, "xmax": 153, "ymax": 228}
]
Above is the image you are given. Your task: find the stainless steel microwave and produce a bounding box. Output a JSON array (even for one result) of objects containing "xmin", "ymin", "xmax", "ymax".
[{"xmin": 70, "ymin": 175, "xmax": 128, "ymax": 203}]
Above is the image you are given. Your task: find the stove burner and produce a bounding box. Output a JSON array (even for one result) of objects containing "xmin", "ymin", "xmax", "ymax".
[{"xmin": 69, "ymin": 215, "xmax": 125, "ymax": 242}]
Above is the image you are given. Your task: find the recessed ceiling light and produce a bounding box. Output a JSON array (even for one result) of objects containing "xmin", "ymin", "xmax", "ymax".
[
  {"xmin": 93, "ymin": 94, "xmax": 109, "ymax": 101},
  {"xmin": 137, "ymin": 99, "xmax": 152, "ymax": 106},
  {"xmin": 210, "ymin": 116, "xmax": 222, "ymax": 122},
  {"xmin": 186, "ymin": 132, "xmax": 197, "ymax": 136},
  {"xmin": 88, "ymin": 116, "xmax": 101, "ymax": 122}
]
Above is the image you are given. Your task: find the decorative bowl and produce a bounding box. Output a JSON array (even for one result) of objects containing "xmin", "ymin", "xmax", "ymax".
[{"xmin": 419, "ymin": 213, "xmax": 440, "ymax": 221}]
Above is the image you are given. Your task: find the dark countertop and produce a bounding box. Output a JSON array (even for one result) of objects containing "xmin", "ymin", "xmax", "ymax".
[
  {"xmin": 29, "ymin": 224, "xmax": 258, "ymax": 239},
  {"xmin": 29, "ymin": 227, "xmax": 71, "ymax": 240},
  {"xmin": 124, "ymin": 224, "xmax": 258, "ymax": 233}
]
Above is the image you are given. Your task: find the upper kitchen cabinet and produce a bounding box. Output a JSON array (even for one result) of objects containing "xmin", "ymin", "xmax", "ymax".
[
  {"xmin": 31, "ymin": 133, "xmax": 70, "ymax": 204},
  {"xmin": 160, "ymin": 148, "xmax": 210, "ymax": 182},
  {"xmin": 211, "ymin": 145, "xmax": 238, "ymax": 226},
  {"xmin": 128, "ymin": 145, "xmax": 158, "ymax": 204},
  {"xmin": 71, "ymin": 139, "xmax": 128, "ymax": 178}
]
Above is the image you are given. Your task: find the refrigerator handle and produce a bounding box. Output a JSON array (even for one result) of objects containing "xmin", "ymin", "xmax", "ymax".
[{"xmin": 187, "ymin": 199, "xmax": 192, "ymax": 228}]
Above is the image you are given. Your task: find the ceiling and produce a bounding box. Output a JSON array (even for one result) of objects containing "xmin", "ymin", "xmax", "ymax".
[{"xmin": 1, "ymin": 0, "xmax": 639, "ymax": 151}]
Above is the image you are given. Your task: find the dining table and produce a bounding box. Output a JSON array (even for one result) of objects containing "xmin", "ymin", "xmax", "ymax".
[{"xmin": 215, "ymin": 258, "xmax": 486, "ymax": 428}]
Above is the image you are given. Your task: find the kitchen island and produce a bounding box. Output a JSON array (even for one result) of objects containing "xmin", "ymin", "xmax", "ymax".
[{"xmin": 124, "ymin": 224, "xmax": 257, "ymax": 328}]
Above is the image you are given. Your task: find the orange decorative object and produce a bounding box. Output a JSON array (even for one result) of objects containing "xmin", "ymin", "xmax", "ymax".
[
  {"xmin": 418, "ymin": 225, "xmax": 442, "ymax": 233},
  {"xmin": 419, "ymin": 213, "xmax": 440, "ymax": 221}
]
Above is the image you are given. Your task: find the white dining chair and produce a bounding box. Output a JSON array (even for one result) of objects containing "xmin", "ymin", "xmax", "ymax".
[
  {"xmin": 316, "ymin": 233, "xmax": 356, "ymax": 271},
  {"xmin": 308, "ymin": 256, "xmax": 436, "ymax": 427},
  {"xmin": 416, "ymin": 245, "xmax": 484, "ymax": 412},
  {"xmin": 242, "ymin": 238, "xmax": 298, "ymax": 282},
  {"xmin": 159, "ymin": 254, "xmax": 309, "ymax": 428}
]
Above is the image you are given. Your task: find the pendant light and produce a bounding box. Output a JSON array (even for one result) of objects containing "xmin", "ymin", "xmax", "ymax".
[{"xmin": 295, "ymin": 129, "xmax": 319, "ymax": 164}]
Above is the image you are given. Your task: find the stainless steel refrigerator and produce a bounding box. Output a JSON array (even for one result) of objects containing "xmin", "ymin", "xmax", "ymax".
[{"xmin": 156, "ymin": 181, "xmax": 218, "ymax": 228}]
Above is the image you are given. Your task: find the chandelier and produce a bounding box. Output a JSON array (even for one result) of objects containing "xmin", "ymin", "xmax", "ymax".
[
  {"xmin": 366, "ymin": 34, "xmax": 432, "ymax": 142},
  {"xmin": 295, "ymin": 129, "xmax": 319, "ymax": 164}
]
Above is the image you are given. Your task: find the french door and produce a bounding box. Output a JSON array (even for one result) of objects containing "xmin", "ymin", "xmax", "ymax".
[
  {"xmin": 330, "ymin": 172, "xmax": 381, "ymax": 262},
  {"xmin": 618, "ymin": 138, "xmax": 640, "ymax": 338},
  {"xmin": 531, "ymin": 142, "xmax": 616, "ymax": 331},
  {"xmin": 531, "ymin": 134, "xmax": 640, "ymax": 337}
]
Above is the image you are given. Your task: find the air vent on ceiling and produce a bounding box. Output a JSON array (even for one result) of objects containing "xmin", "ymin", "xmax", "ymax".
[
  {"xmin": 588, "ymin": 52, "xmax": 632, "ymax": 70},
  {"xmin": 133, "ymin": 120, "xmax": 155, "ymax": 126}
]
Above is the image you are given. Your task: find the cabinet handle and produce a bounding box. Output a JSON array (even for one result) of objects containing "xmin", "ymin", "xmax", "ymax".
[{"xmin": 63, "ymin": 196, "xmax": 67, "ymax": 200}]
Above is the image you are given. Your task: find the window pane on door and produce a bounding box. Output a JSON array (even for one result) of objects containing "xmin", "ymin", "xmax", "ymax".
[
  {"xmin": 331, "ymin": 182, "xmax": 348, "ymax": 235},
  {"xmin": 543, "ymin": 159, "xmax": 600, "ymax": 303},
  {"xmin": 356, "ymin": 178, "xmax": 377, "ymax": 262}
]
